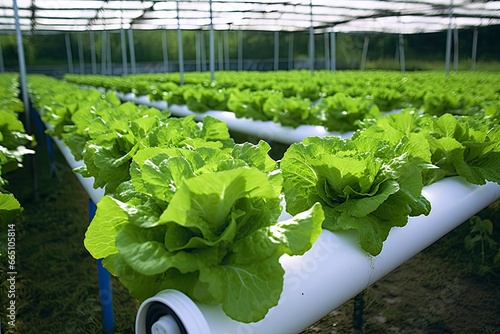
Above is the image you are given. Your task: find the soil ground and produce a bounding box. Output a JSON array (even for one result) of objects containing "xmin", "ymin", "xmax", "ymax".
[{"xmin": 1, "ymin": 132, "xmax": 499, "ymax": 334}]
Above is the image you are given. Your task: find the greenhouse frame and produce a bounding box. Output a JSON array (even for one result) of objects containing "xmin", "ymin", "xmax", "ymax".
[{"xmin": 1, "ymin": 1, "xmax": 500, "ymax": 334}]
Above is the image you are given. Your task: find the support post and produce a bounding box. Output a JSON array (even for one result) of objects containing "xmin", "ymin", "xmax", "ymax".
[
  {"xmin": 77, "ymin": 33, "xmax": 85, "ymax": 74},
  {"xmin": 90, "ymin": 31, "xmax": 97, "ymax": 74},
  {"xmin": 201, "ymin": 30, "xmax": 207, "ymax": 72},
  {"xmin": 224, "ymin": 30, "xmax": 230, "ymax": 70},
  {"xmin": 176, "ymin": 0, "xmax": 184, "ymax": 85},
  {"xmin": 209, "ymin": 0, "xmax": 215, "ymax": 81},
  {"xmin": 65, "ymin": 33, "xmax": 74, "ymax": 74},
  {"xmin": 353, "ymin": 291, "xmax": 365, "ymax": 334},
  {"xmin": 274, "ymin": 31, "xmax": 279, "ymax": 71},
  {"xmin": 0, "ymin": 37, "xmax": 4, "ymax": 72},
  {"xmin": 471, "ymin": 27, "xmax": 478, "ymax": 71},
  {"xmin": 324, "ymin": 31, "xmax": 330, "ymax": 71},
  {"xmin": 101, "ymin": 30, "xmax": 107, "ymax": 74},
  {"xmin": 128, "ymin": 29, "xmax": 136, "ymax": 74},
  {"xmin": 13, "ymin": 0, "xmax": 30, "ymax": 133},
  {"xmin": 360, "ymin": 35, "xmax": 369, "ymax": 70},
  {"xmin": 238, "ymin": 29, "xmax": 243, "ymax": 71},
  {"xmin": 195, "ymin": 30, "xmax": 201, "ymax": 72},
  {"xmin": 288, "ymin": 32, "xmax": 294, "ymax": 70},
  {"xmin": 89, "ymin": 200, "xmax": 115, "ymax": 334},
  {"xmin": 162, "ymin": 29, "xmax": 169, "ymax": 72},
  {"xmin": 120, "ymin": 29, "xmax": 128, "ymax": 75},
  {"xmin": 308, "ymin": 0, "xmax": 314, "ymax": 76},
  {"xmin": 399, "ymin": 33, "xmax": 405, "ymax": 73},
  {"xmin": 218, "ymin": 32, "xmax": 223, "ymax": 70},
  {"xmin": 330, "ymin": 29, "xmax": 336, "ymax": 73},
  {"xmin": 453, "ymin": 26, "xmax": 459, "ymax": 72},
  {"xmin": 445, "ymin": 0, "xmax": 453, "ymax": 76},
  {"xmin": 106, "ymin": 32, "xmax": 112, "ymax": 75}
]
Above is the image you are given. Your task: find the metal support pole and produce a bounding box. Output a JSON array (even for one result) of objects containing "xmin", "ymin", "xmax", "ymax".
[
  {"xmin": 0, "ymin": 38, "xmax": 4, "ymax": 72},
  {"xmin": 101, "ymin": 30, "xmax": 107, "ymax": 74},
  {"xmin": 399, "ymin": 33, "xmax": 405, "ymax": 73},
  {"xmin": 218, "ymin": 32, "xmax": 223, "ymax": 70},
  {"xmin": 453, "ymin": 25, "xmax": 458, "ymax": 72},
  {"xmin": 471, "ymin": 27, "xmax": 478, "ymax": 71},
  {"xmin": 195, "ymin": 30, "xmax": 201, "ymax": 72},
  {"xmin": 128, "ymin": 29, "xmax": 136, "ymax": 74},
  {"xmin": 89, "ymin": 200, "xmax": 116, "ymax": 334},
  {"xmin": 274, "ymin": 31, "xmax": 279, "ymax": 71},
  {"xmin": 324, "ymin": 31, "xmax": 330, "ymax": 71},
  {"xmin": 176, "ymin": 0, "xmax": 184, "ymax": 84},
  {"xmin": 120, "ymin": 29, "xmax": 128, "ymax": 75},
  {"xmin": 445, "ymin": 0, "xmax": 453, "ymax": 76},
  {"xmin": 209, "ymin": 0, "xmax": 215, "ymax": 81},
  {"xmin": 162, "ymin": 29, "xmax": 169, "ymax": 72},
  {"xmin": 224, "ymin": 30, "xmax": 230, "ymax": 70},
  {"xmin": 90, "ymin": 31, "xmax": 97, "ymax": 74},
  {"xmin": 360, "ymin": 35, "xmax": 369, "ymax": 70},
  {"xmin": 77, "ymin": 33, "xmax": 85, "ymax": 74},
  {"xmin": 65, "ymin": 33, "xmax": 74, "ymax": 74},
  {"xmin": 13, "ymin": 0, "xmax": 30, "ymax": 132},
  {"xmin": 353, "ymin": 291, "xmax": 365, "ymax": 334},
  {"xmin": 106, "ymin": 32, "xmax": 112, "ymax": 75},
  {"xmin": 238, "ymin": 29, "xmax": 243, "ymax": 71},
  {"xmin": 330, "ymin": 29, "xmax": 336, "ymax": 73},
  {"xmin": 309, "ymin": 0, "xmax": 314, "ymax": 76},
  {"xmin": 201, "ymin": 30, "xmax": 207, "ymax": 72},
  {"xmin": 288, "ymin": 32, "xmax": 294, "ymax": 70}
]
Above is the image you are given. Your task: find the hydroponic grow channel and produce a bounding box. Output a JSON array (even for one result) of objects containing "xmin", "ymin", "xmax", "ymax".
[{"xmin": 136, "ymin": 176, "xmax": 500, "ymax": 334}]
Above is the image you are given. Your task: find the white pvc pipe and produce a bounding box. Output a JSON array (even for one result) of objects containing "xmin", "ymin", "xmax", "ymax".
[
  {"xmin": 111, "ymin": 93, "xmax": 352, "ymax": 143},
  {"xmin": 137, "ymin": 177, "xmax": 500, "ymax": 334},
  {"xmin": 50, "ymin": 135, "xmax": 105, "ymax": 204}
]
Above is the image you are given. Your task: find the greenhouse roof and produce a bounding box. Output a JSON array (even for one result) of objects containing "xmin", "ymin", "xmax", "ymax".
[{"xmin": 0, "ymin": 0, "xmax": 499, "ymax": 34}]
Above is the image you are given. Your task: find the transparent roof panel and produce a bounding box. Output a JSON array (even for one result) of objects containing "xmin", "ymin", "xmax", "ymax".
[{"xmin": 0, "ymin": 0, "xmax": 498, "ymax": 33}]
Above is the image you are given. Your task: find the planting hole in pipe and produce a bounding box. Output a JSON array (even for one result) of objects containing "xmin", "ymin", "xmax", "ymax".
[{"xmin": 145, "ymin": 303, "xmax": 186, "ymax": 334}]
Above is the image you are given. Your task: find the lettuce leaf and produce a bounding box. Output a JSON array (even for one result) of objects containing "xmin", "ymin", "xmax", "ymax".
[{"xmin": 281, "ymin": 135, "xmax": 430, "ymax": 255}]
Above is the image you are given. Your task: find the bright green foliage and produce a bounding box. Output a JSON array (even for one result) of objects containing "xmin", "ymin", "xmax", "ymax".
[
  {"xmin": 357, "ymin": 110, "xmax": 500, "ymax": 186},
  {"xmin": 84, "ymin": 143, "xmax": 324, "ymax": 323},
  {"xmin": 281, "ymin": 135, "xmax": 430, "ymax": 255},
  {"xmin": 313, "ymin": 93, "xmax": 380, "ymax": 132},
  {"xmin": 0, "ymin": 73, "xmax": 31, "ymax": 241}
]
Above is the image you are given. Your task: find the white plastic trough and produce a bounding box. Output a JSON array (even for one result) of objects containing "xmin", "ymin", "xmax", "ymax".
[
  {"xmin": 50, "ymin": 136, "xmax": 105, "ymax": 204},
  {"xmin": 136, "ymin": 176, "xmax": 500, "ymax": 334},
  {"xmin": 113, "ymin": 92, "xmax": 354, "ymax": 143}
]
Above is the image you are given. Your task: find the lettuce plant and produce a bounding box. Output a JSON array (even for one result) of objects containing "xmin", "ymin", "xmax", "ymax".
[
  {"xmin": 85, "ymin": 144, "xmax": 324, "ymax": 323},
  {"xmin": 281, "ymin": 135, "xmax": 430, "ymax": 255}
]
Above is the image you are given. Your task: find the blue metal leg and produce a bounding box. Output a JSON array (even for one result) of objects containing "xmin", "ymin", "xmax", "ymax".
[
  {"xmin": 46, "ymin": 134, "xmax": 55, "ymax": 178},
  {"xmin": 89, "ymin": 199, "xmax": 115, "ymax": 334}
]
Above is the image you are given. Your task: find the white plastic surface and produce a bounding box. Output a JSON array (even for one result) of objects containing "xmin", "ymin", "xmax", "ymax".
[
  {"xmin": 136, "ymin": 289, "xmax": 211, "ymax": 334},
  {"xmin": 151, "ymin": 315, "xmax": 182, "ymax": 334},
  {"xmin": 51, "ymin": 136, "xmax": 105, "ymax": 204},
  {"xmin": 126, "ymin": 95, "xmax": 353, "ymax": 144},
  {"xmin": 137, "ymin": 177, "xmax": 500, "ymax": 334}
]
